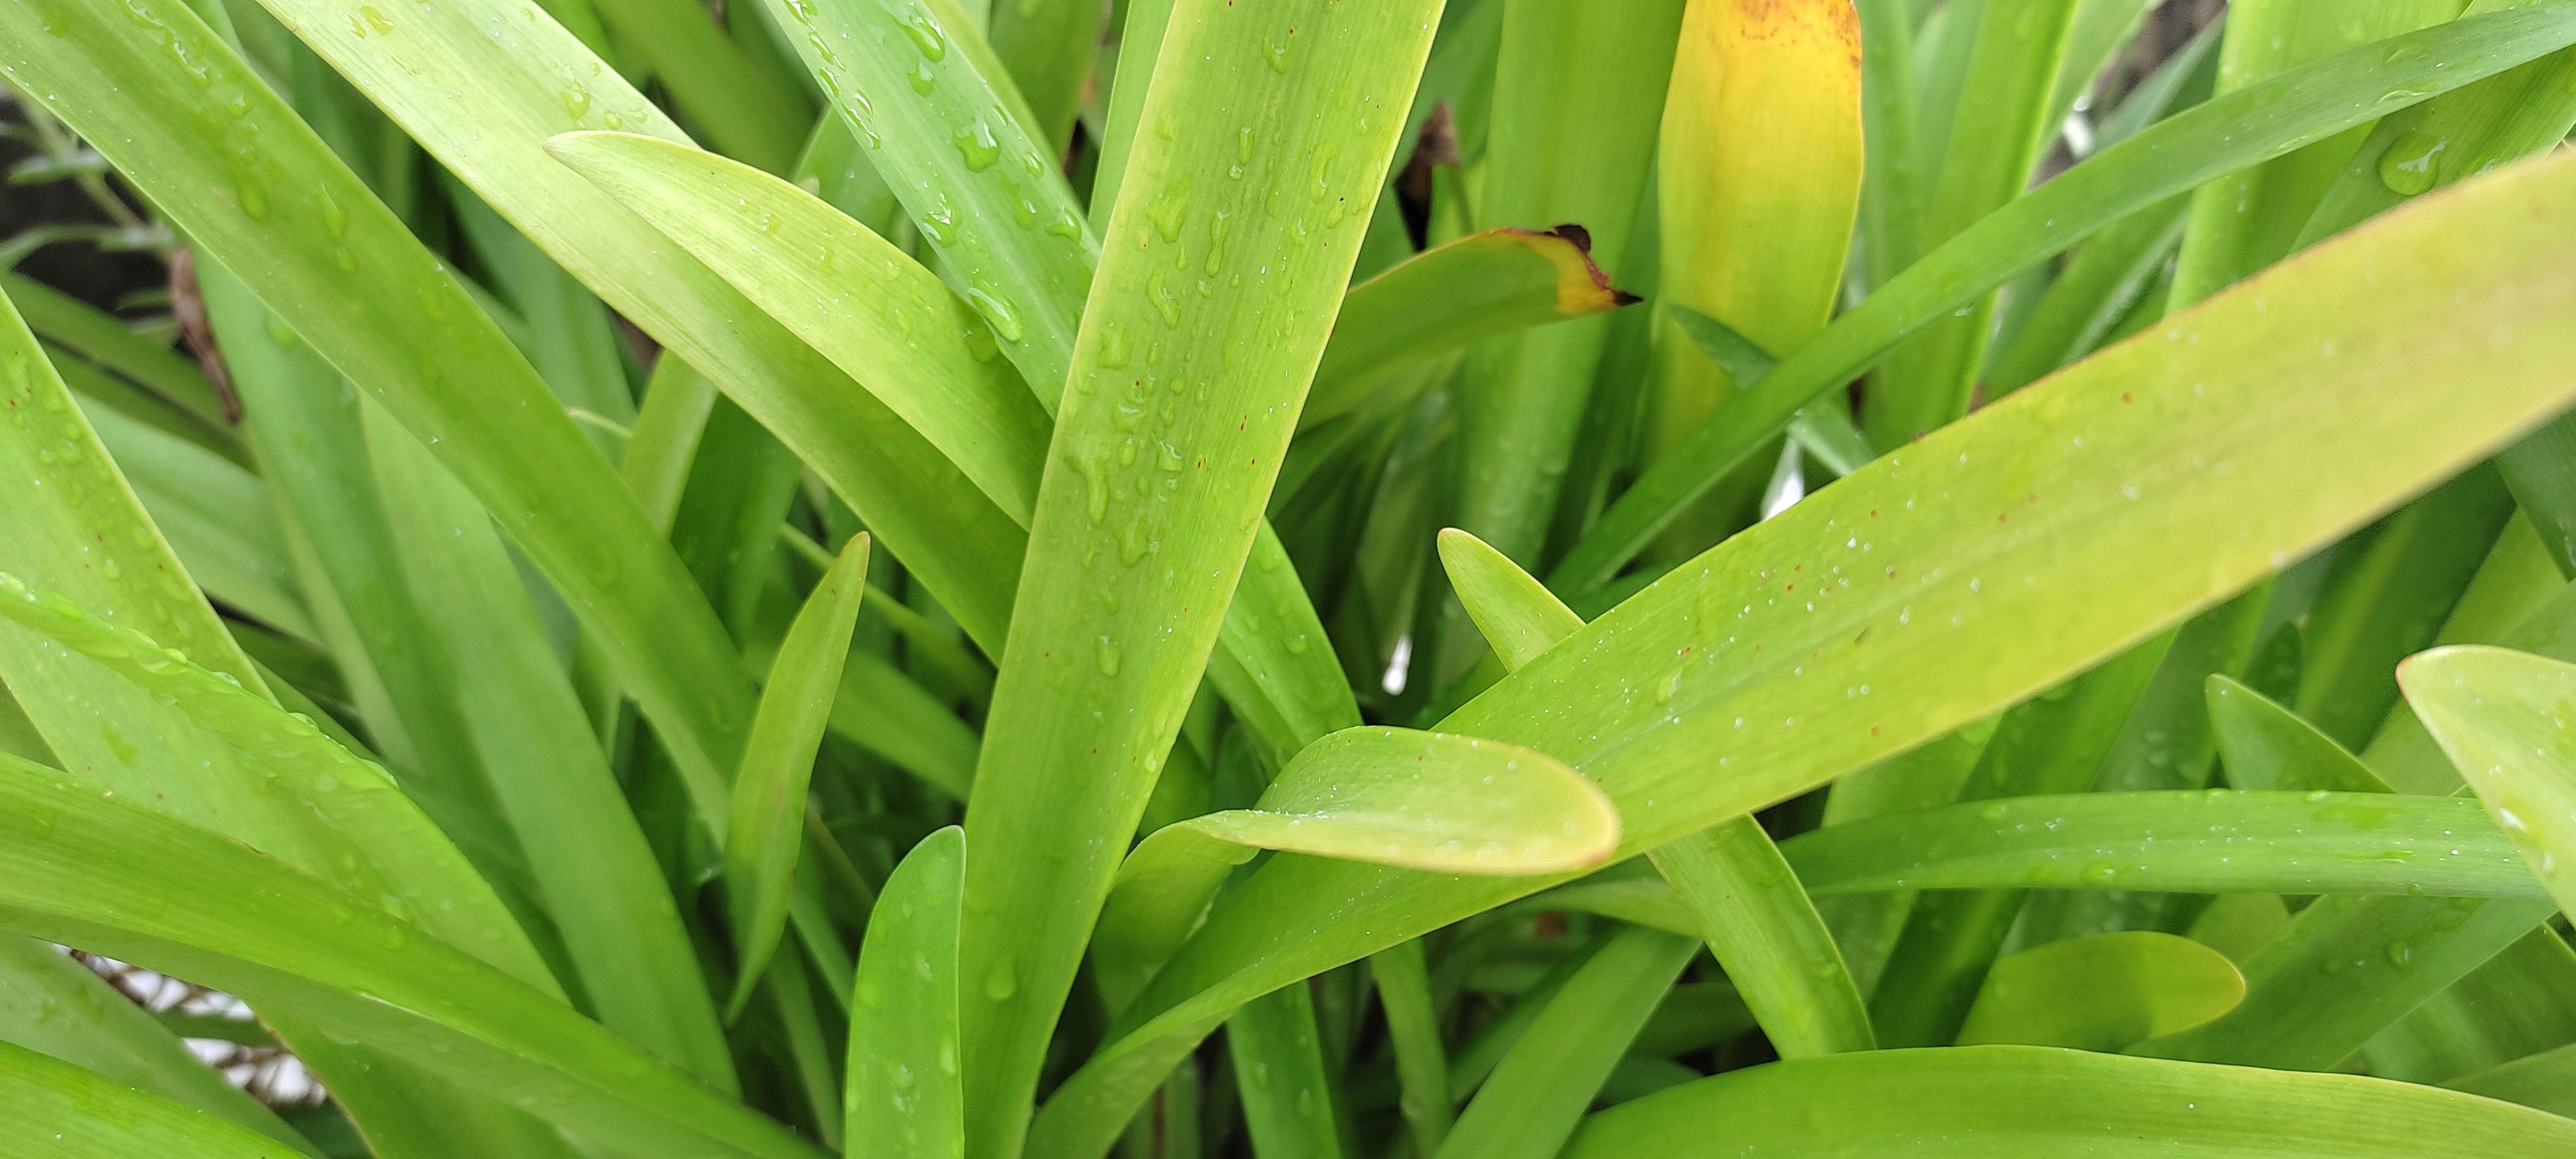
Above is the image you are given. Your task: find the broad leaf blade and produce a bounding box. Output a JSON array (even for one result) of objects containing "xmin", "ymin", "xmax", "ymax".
[
  {"xmin": 2402, "ymin": 645, "xmax": 2576, "ymax": 917},
  {"xmin": 1956, "ymin": 931, "xmax": 2245, "ymax": 1051}
]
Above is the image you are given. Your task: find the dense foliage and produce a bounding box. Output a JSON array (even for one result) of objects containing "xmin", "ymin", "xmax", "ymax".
[{"xmin": 3, "ymin": 0, "xmax": 2576, "ymax": 1155}]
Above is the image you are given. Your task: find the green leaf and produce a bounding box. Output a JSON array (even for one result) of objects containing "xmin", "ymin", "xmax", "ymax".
[
  {"xmin": 1549, "ymin": 5, "xmax": 2576, "ymax": 591},
  {"xmin": 1226, "ymin": 982, "xmax": 1344, "ymax": 1159},
  {"xmin": 1450, "ymin": 0, "xmax": 1678, "ymax": 569},
  {"xmin": 0, "ymin": 273, "xmax": 232, "ymax": 436},
  {"xmin": 0, "ymin": 1039, "xmax": 309, "ymax": 1159},
  {"xmin": 2402, "ymin": 645, "xmax": 2576, "ymax": 918},
  {"xmin": 0, "ymin": 0, "xmax": 760, "ymax": 813},
  {"xmin": 1956, "ymin": 931, "xmax": 2245, "ymax": 1051},
  {"xmin": 1869, "ymin": 637, "xmax": 2170, "ymax": 1047},
  {"xmin": 729, "ymin": 533, "xmax": 873, "ymax": 1015},
  {"xmin": 2448, "ymin": 1041, "xmax": 2576, "ymax": 1117},
  {"xmin": 988, "ymin": 0, "xmax": 1106, "ymax": 152},
  {"xmin": 2167, "ymin": 0, "xmax": 2465, "ymax": 310},
  {"xmin": 1303, "ymin": 227, "xmax": 1636, "ymax": 434},
  {"xmin": 2129, "ymin": 892, "xmax": 2558, "ymax": 1070},
  {"xmin": 585, "ymin": 0, "xmax": 812, "ymax": 172},
  {"xmin": 1091, "ymin": 727, "xmax": 1616, "ymax": 1013},
  {"xmin": 0, "ymin": 937, "xmax": 313, "ymax": 1152},
  {"xmin": 1436, "ymin": 527, "xmax": 1582, "ymax": 671},
  {"xmin": 360, "ymin": 402, "xmax": 737, "ymax": 1087},
  {"xmin": 247, "ymin": 0, "xmax": 1025, "ymax": 724},
  {"xmin": 2209, "ymin": 674, "xmax": 2395, "ymax": 793},
  {"xmin": 1031, "ymin": 145, "xmax": 2576, "ymax": 1157},
  {"xmin": 1365, "ymin": 940, "xmax": 1453, "ymax": 1157},
  {"xmin": 1436, "ymin": 928, "xmax": 1697, "ymax": 1159},
  {"xmin": 846, "ymin": 826, "xmax": 966, "ymax": 1159},
  {"xmin": 0, "ymin": 753, "xmax": 828, "ymax": 1159},
  {"xmin": 0, "ymin": 571, "xmax": 555, "ymax": 989},
  {"xmin": 545, "ymin": 131, "xmax": 1050, "ymax": 526},
  {"xmin": 1782, "ymin": 791, "xmax": 2539, "ymax": 899},
  {"xmin": 1435, "ymin": 525, "xmax": 1870, "ymax": 1058},
  {"xmin": 1561, "ymin": 1045, "xmax": 2576, "ymax": 1157},
  {"xmin": 2295, "ymin": 468, "xmax": 2513, "ymax": 750},
  {"xmin": 0, "ymin": 263, "xmax": 581, "ymax": 1159},
  {"xmin": 951, "ymin": 3, "xmax": 1442, "ymax": 1148},
  {"xmin": 1861, "ymin": 0, "xmax": 2073, "ymax": 448}
]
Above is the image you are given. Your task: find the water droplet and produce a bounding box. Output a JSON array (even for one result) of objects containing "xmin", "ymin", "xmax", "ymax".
[
  {"xmin": 359, "ymin": 4, "xmax": 393, "ymax": 34},
  {"xmin": 1095, "ymin": 636, "xmax": 1122, "ymax": 676},
  {"xmin": 966, "ymin": 282, "xmax": 1023, "ymax": 342},
  {"xmin": 1099, "ymin": 322, "xmax": 1132, "ymax": 368},
  {"xmin": 952, "ymin": 118, "xmax": 1001, "ymax": 171},
  {"xmin": 908, "ymin": 59, "xmax": 936, "ymax": 95},
  {"xmin": 559, "ymin": 86, "xmax": 590, "ymax": 119},
  {"xmin": 2377, "ymin": 129, "xmax": 2445, "ymax": 196},
  {"xmin": 896, "ymin": 6, "xmax": 948, "ymax": 60}
]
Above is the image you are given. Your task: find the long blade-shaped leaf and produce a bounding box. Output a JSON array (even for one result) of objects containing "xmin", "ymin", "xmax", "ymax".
[
  {"xmin": 0, "ymin": 937, "xmax": 312, "ymax": 1152},
  {"xmin": 846, "ymin": 826, "xmax": 966, "ymax": 1159},
  {"xmin": 1438, "ymin": 527, "xmax": 1870, "ymax": 1058},
  {"xmin": 1955, "ymin": 931, "xmax": 2245, "ymax": 1051},
  {"xmin": 1562, "ymin": 1045, "xmax": 2576, "ymax": 1157},
  {"xmin": 2403, "ymin": 645, "xmax": 2576, "ymax": 917},
  {"xmin": 0, "ymin": 753, "xmax": 827, "ymax": 1159},
  {"xmin": 1549, "ymin": 6, "xmax": 2576, "ymax": 592},
  {"xmin": 0, "ymin": 0, "xmax": 758, "ymax": 808},
  {"xmin": 0, "ymin": 1039, "xmax": 309, "ymax": 1159},
  {"xmin": 2210, "ymin": 673, "xmax": 2395, "ymax": 793},
  {"xmin": 546, "ymin": 133, "xmax": 1049, "ymax": 525},
  {"xmin": 1092, "ymin": 726, "xmax": 1615, "ymax": 1013},
  {"xmin": 1435, "ymin": 928, "xmax": 1697, "ymax": 1159},
  {"xmin": 729, "ymin": 534, "xmax": 873, "ymax": 1014},
  {"xmin": 1029, "ymin": 146, "xmax": 2576, "ymax": 1157},
  {"xmin": 1304, "ymin": 227, "xmax": 1636, "ymax": 433},
  {"xmin": 954, "ymin": 4, "xmax": 1441, "ymax": 1149}
]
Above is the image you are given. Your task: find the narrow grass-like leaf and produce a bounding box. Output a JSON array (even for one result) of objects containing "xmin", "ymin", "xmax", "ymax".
[
  {"xmin": 0, "ymin": 753, "xmax": 827, "ymax": 1159},
  {"xmin": 987, "ymin": 0, "xmax": 1104, "ymax": 152},
  {"xmin": 830, "ymin": 650, "xmax": 980, "ymax": 800},
  {"xmin": 1365, "ymin": 940, "xmax": 1452, "ymax": 1157},
  {"xmin": 2402, "ymin": 645, "xmax": 2576, "ymax": 917},
  {"xmin": 1435, "ymin": 928, "xmax": 1697, "ymax": 1159},
  {"xmin": 0, "ymin": 0, "xmax": 760, "ymax": 810},
  {"xmin": 69, "ymin": 381, "xmax": 314, "ymax": 645},
  {"xmin": 2130, "ymin": 892, "xmax": 2558, "ymax": 1070},
  {"xmin": 1450, "ymin": 0, "xmax": 1679, "ymax": 568},
  {"xmin": 0, "ymin": 1040, "xmax": 308, "ymax": 1159},
  {"xmin": 0, "ymin": 270, "xmax": 580, "ymax": 1159},
  {"xmin": 1860, "ymin": 0, "xmax": 2075, "ymax": 448},
  {"xmin": 2296, "ymin": 470, "xmax": 2512, "ymax": 750},
  {"xmin": 1092, "ymin": 727, "xmax": 1616, "ymax": 1012},
  {"xmin": 361, "ymin": 404, "xmax": 737, "ymax": 1087},
  {"xmin": 0, "ymin": 937, "xmax": 312, "ymax": 1151},
  {"xmin": 1855, "ymin": 0, "xmax": 1928, "ymax": 293},
  {"xmin": 954, "ymin": 4, "xmax": 1441, "ymax": 1148},
  {"xmin": 846, "ymin": 826, "xmax": 965, "ymax": 1159},
  {"xmin": 1549, "ymin": 6, "xmax": 2576, "ymax": 591},
  {"xmin": 1304, "ymin": 228, "xmax": 1636, "ymax": 433},
  {"xmin": 2448, "ymin": 1041, "xmax": 2576, "ymax": 1116},
  {"xmin": 1030, "ymin": 147, "xmax": 2576, "ymax": 1157},
  {"xmin": 1987, "ymin": 197, "xmax": 2190, "ymax": 398},
  {"xmin": 0, "ymin": 273, "xmax": 231, "ymax": 435},
  {"xmin": 1563, "ymin": 1045, "xmax": 2576, "ymax": 1157},
  {"xmin": 1869, "ymin": 638, "xmax": 2169, "ymax": 1047},
  {"xmin": 1226, "ymin": 981, "xmax": 1342, "ymax": 1159},
  {"xmin": 2167, "ymin": 0, "xmax": 2465, "ymax": 309},
  {"xmin": 759, "ymin": 0, "xmax": 1089, "ymax": 389},
  {"xmin": 585, "ymin": 0, "xmax": 811, "ymax": 172},
  {"xmin": 2210, "ymin": 674, "xmax": 2395, "ymax": 793},
  {"xmin": 729, "ymin": 533, "xmax": 873, "ymax": 1015},
  {"xmin": 1782, "ymin": 791, "xmax": 2538, "ymax": 899},
  {"xmin": 1956, "ymin": 931, "xmax": 2245, "ymax": 1051},
  {"xmin": 1436, "ymin": 528, "xmax": 1581, "ymax": 671}
]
